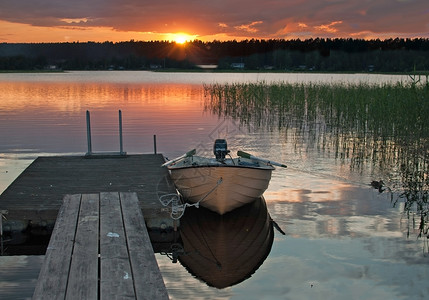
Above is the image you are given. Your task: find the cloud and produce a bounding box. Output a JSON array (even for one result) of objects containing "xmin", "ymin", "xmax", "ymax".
[
  {"xmin": 60, "ymin": 18, "xmax": 90, "ymax": 25},
  {"xmin": 314, "ymin": 21, "xmax": 343, "ymax": 33},
  {"xmin": 0, "ymin": 0, "xmax": 428, "ymax": 41},
  {"xmin": 235, "ymin": 21, "xmax": 264, "ymax": 33}
]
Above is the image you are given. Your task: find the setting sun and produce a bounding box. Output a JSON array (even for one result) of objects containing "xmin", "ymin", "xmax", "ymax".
[{"xmin": 168, "ymin": 33, "xmax": 196, "ymax": 44}]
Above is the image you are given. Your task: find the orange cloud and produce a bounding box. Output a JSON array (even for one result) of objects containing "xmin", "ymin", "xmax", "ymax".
[
  {"xmin": 0, "ymin": 20, "xmax": 166, "ymax": 43},
  {"xmin": 234, "ymin": 21, "xmax": 263, "ymax": 33},
  {"xmin": 314, "ymin": 21, "xmax": 343, "ymax": 33}
]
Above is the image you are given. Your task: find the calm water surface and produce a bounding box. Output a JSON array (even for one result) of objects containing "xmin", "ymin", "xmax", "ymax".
[{"xmin": 0, "ymin": 71, "xmax": 428, "ymax": 299}]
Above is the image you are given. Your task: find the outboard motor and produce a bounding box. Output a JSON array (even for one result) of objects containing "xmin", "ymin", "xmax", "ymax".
[{"xmin": 213, "ymin": 139, "xmax": 230, "ymax": 161}]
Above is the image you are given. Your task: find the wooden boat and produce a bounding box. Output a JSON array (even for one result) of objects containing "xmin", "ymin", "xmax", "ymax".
[
  {"xmin": 178, "ymin": 196, "xmax": 274, "ymax": 288},
  {"xmin": 163, "ymin": 139, "xmax": 286, "ymax": 215}
]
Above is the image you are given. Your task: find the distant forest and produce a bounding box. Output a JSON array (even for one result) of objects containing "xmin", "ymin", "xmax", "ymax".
[{"xmin": 1, "ymin": 38, "xmax": 429, "ymax": 72}]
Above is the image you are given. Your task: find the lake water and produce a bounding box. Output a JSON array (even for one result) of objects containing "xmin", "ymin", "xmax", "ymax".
[{"xmin": 0, "ymin": 71, "xmax": 428, "ymax": 299}]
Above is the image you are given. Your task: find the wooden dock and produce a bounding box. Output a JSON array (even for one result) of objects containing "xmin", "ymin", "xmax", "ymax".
[
  {"xmin": 32, "ymin": 192, "xmax": 169, "ymax": 300},
  {"xmin": 0, "ymin": 154, "xmax": 177, "ymax": 233}
]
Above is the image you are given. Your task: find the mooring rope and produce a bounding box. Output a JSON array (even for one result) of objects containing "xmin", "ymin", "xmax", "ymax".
[{"xmin": 158, "ymin": 178, "xmax": 223, "ymax": 220}]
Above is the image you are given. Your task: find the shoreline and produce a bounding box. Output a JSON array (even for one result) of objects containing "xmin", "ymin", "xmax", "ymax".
[{"xmin": 1, "ymin": 69, "xmax": 428, "ymax": 76}]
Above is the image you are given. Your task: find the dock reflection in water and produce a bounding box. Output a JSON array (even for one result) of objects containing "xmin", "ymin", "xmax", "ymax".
[{"xmin": 177, "ymin": 197, "xmax": 274, "ymax": 289}]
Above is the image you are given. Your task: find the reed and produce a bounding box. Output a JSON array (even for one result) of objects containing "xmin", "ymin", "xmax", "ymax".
[
  {"xmin": 204, "ymin": 80, "xmax": 429, "ymax": 237},
  {"xmin": 204, "ymin": 81, "xmax": 429, "ymax": 138}
]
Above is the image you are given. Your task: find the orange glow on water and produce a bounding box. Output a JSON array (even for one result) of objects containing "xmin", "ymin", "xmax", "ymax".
[
  {"xmin": 0, "ymin": 77, "xmax": 218, "ymax": 154},
  {"xmin": 0, "ymin": 81, "xmax": 202, "ymax": 113}
]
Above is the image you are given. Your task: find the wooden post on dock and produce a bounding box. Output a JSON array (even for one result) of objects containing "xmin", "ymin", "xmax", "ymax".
[
  {"xmin": 86, "ymin": 110, "xmax": 92, "ymax": 156},
  {"xmin": 119, "ymin": 110, "xmax": 125, "ymax": 155}
]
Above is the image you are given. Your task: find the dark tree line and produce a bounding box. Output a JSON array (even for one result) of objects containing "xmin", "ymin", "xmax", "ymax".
[{"xmin": 1, "ymin": 38, "xmax": 428, "ymax": 72}]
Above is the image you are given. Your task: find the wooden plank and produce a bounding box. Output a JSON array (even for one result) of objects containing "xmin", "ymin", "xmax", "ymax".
[
  {"xmin": 99, "ymin": 192, "xmax": 135, "ymax": 299},
  {"xmin": 32, "ymin": 194, "xmax": 81, "ymax": 300},
  {"xmin": 120, "ymin": 192, "xmax": 169, "ymax": 300},
  {"xmin": 65, "ymin": 193, "xmax": 100, "ymax": 300}
]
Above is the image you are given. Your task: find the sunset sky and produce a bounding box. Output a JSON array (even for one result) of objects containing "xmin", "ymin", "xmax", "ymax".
[{"xmin": 0, "ymin": 0, "xmax": 428, "ymax": 43}]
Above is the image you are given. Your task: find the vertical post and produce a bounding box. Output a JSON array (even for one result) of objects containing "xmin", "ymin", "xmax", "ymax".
[
  {"xmin": 0, "ymin": 216, "xmax": 3, "ymax": 256},
  {"xmin": 86, "ymin": 110, "xmax": 92, "ymax": 156},
  {"xmin": 119, "ymin": 110, "xmax": 124, "ymax": 155},
  {"xmin": 153, "ymin": 135, "xmax": 157, "ymax": 154},
  {"xmin": 0, "ymin": 212, "xmax": 3, "ymax": 255}
]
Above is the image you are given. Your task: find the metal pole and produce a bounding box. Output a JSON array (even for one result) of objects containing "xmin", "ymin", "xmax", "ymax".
[
  {"xmin": 153, "ymin": 134, "xmax": 157, "ymax": 154},
  {"xmin": 86, "ymin": 110, "xmax": 92, "ymax": 155},
  {"xmin": 119, "ymin": 110, "xmax": 124, "ymax": 155},
  {"xmin": 0, "ymin": 213, "xmax": 3, "ymax": 255}
]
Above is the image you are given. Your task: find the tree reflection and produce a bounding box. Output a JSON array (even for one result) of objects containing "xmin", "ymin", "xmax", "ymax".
[{"xmin": 204, "ymin": 81, "xmax": 429, "ymax": 238}]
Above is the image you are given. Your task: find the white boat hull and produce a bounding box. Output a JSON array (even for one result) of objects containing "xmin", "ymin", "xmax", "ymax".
[{"xmin": 168, "ymin": 158, "xmax": 273, "ymax": 214}]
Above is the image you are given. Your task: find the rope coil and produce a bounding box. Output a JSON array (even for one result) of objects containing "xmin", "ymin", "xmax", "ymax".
[
  {"xmin": 158, "ymin": 178, "xmax": 223, "ymax": 220},
  {"xmin": 159, "ymin": 193, "xmax": 197, "ymax": 220}
]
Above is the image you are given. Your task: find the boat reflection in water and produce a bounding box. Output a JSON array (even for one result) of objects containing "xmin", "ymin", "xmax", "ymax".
[{"xmin": 178, "ymin": 196, "xmax": 274, "ymax": 289}]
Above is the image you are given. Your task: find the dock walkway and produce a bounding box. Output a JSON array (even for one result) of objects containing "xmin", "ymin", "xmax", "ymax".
[
  {"xmin": 32, "ymin": 192, "xmax": 169, "ymax": 300},
  {"xmin": 0, "ymin": 154, "xmax": 177, "ymax": 232}
]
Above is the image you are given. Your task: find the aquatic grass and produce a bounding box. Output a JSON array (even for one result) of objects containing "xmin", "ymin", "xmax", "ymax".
[
  {"xmin": 204, "ymin": 81, "xmax": 429, "ymax": 140},
  {"xmin": 204, "ymin": 80, "xmax": 429, "ymax": 237}
]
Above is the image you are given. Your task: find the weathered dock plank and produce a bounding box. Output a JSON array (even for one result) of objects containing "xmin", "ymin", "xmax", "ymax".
[
  {"xmin": 65, "ymin": 193, "xmax": 99, "ymax": 300},
  {"xmin": 32, "ymin": 192, "xmax": 169, "ymax": 300},
  {"xmin": 32, "ymin": 194, "xmax": 81, "ymax": 299},
  {"xmin": 121, "ymin": 192, "xmax": 170, "ymax": 300},
  {"xmin": 100, "ymin": 192, "xmax": 135, "ymax": 299}
]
